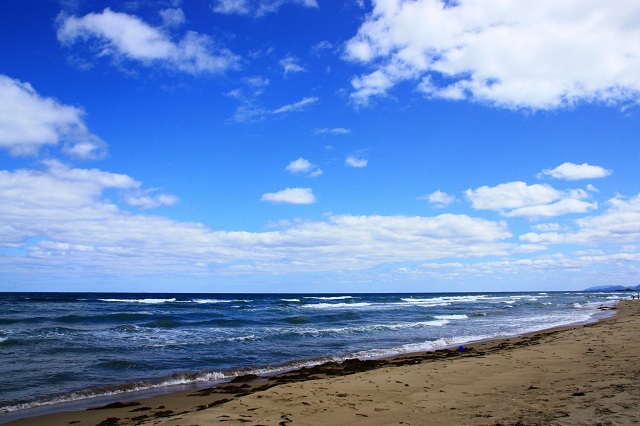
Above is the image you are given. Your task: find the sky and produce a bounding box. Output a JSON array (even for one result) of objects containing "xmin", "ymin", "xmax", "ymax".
[{"xmin": 1, "ymin": 0, "xmax": 640, "ymax": 293}]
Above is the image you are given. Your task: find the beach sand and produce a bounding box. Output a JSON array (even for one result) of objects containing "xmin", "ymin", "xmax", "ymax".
[{"xmin": 6, "ymin": 300, "xmax": 639, "ymax": 426}]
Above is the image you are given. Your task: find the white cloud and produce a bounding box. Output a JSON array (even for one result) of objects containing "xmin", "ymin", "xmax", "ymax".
[
  {"xmin": 272, "ymin": 97, "xmax": 318, "ymax": 114},
  {"xmin": 0, "ymin": 74, "xmax": 106, "ymax": 159},
  {"xmin": 213, "ymin": 0, "xmax": 251, "ymax": 15},
  {"xmin": 213, "ymin": 0, "xmax": 318, "ymax": 17},
  {"xmin": 0, "ymin": 164, "xmax": 513, "ymax": 279},
  {"xmin": 122, "ymin": 189, "xmax": 180, "ymax": 210},
  {"xmin": 229, "ymin": 95, "xmax": 318, "ymax": 123},
  {"xmin": 285, "ymin": 158, "xmax": 323, "ymax": 177},
  {"xmin": 261, "ymin": 187, "xmax": 317, "ymax": 204},
  {"xmin": 466, "ymin": 182, "xmax": 562, "ymax": 210},
  {"xmin": 314, "ymin": 128, "xmax": 351, "ymax": 135},
  {"xmin": 466, "ymin": 181, "xmax": 596, "ymax": 218},
  {"xmin": 504, "ymin": 198, "xmax": 597, "ymax": 218},
  {"xmin": 159, "ymin": 8, "xmax": 186, "ymax": 28},
  {"xmin": 420, "ymin": 190, "xmax": 456, "ymax": 208},
  {"xmin": 539, "ymin": 162, "xmax": 612, "ymax": 180},
  {"xmin": 521, "ymin": 194, "xmax": 640, "ymax": 245},
  {"xmin": 244, "ymin": 76, "xmax": 270, "ymax": 88},
  {"xmin": 344, "ymin": 0, "xmax": 640, "ymax": 109},
  {"xmin": 280, "ymin": 55, "xmax": 307, "ymax": 76},
  {"xmin": 0, "ymin": 161, "xmax": 177, "ymax": 247},
  {"xmin": 531, "ymin": 223, "xmax": 566, "ymax": 232},
  {"xmin": 346, "ymin": 155, "xmax": 368, "ymax": 168},
  {"xmin": 57, "ymin": 8, "xmax": 241, "ymax": 75}
]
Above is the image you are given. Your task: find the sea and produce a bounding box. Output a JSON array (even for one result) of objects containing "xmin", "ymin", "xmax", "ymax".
[{"xmin": 0, "ymin": 291, "xmax": 625, "ymax": 422}]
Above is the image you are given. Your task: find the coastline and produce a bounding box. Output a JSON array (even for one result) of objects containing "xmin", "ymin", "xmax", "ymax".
[{"xmin": 5, "ymin": 299, "xmax": 639, "ymax": 425}]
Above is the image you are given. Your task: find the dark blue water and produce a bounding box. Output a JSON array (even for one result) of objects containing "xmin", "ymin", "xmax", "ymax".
[{"xmin": 0, "ymin": 291, "xmax": 622, "ymax": 415}]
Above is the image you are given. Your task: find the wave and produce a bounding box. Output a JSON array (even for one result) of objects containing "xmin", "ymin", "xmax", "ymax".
[
  {"xmin": 301, "ymin": 302, "xmax": 372, "ymax": 309},
  {"xmin": 0, "ymin": 370, "xmax": 227, "ymax": 413},
  {"xmin": 56, "ymin": 313, "xmax": 151, "ymax": 324},
  {"xmin": 353, "ymin": 334, "xmax": 493, "ymax": 360},
  {"xmin": 400, "ymin": 295, "xmax": 490, "ymax": 307},
  {"xmin": 303, "ymin": 296, "xmax": 356, "ymax": 301},
  {"xmin": 432, "ymin": 314, "xmax": 468, "ymax": 320},
  {"xmin": 276, "ymin": 319, "xmax": 449, "ymax": 338},
  {"xmin": 281, "ymin": 299, "xmax": 301, "ymax": 302},
  {"xmin": 99, "ymin": 298, "xmax": 177, "ymax": 304}
]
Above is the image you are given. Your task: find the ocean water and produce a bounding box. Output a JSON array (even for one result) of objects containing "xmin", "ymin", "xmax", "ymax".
[{"xmin": 0, "ymin": 291, "xmax": 623, "ymax": 419}]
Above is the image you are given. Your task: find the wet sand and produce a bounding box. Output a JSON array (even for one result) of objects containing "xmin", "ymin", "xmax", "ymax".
[{"xmin": 6, "ymin": 300, "xmax": 640, "ymax": 425}]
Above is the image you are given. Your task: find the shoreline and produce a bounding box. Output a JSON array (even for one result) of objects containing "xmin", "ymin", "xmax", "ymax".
[{"xmin": 5, "ymin": 300, "xmax": 638, "ymax": 425}]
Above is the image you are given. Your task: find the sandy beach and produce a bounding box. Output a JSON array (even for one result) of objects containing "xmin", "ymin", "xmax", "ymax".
[{"xmin": 6, "ymin": 300, "xmax": 639, "ymax": 426}]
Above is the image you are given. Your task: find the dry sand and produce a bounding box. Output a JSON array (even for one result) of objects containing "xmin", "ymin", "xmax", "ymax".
[{"xmin": 6, "ymin": 300, "xmax": 640, "ymax": 426}]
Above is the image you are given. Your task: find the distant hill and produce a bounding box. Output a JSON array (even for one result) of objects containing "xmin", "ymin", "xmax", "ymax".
[{"xmin": 584, "ymin": 284, "xmax": 640, "ymax": 292}]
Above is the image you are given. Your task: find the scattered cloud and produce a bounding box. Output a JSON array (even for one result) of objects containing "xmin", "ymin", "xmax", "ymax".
[
  {"xmin": 159, "ymin": 8, "xmax": 186, "ymax": 28},
  {"xmin": 539, "ymin": 162, "xmax": 612, "ymax": 180},
  {"xmin": 244, "ymin": 76, "xmax": 270, "ymax": 88},
  {"xmin": 345, "ymin": 155, "xmax": 368, "ymax": 168},
  {"xmin": 213, "ymin": 0, "xmax": 318, "ymax": 17},
  {"xmin": 0, "ymin": 163, "xmax": 513, "ymax": 276},
  {"xmin": 0, "ymin": 160, "xmax": 180, "ymax": 246},
  {"xmin": 285, "ymin": 158, "xmax": 323, "ymax": 177},
  {"xmin": 420, "ymin": 190, "xmax": 456, "ymax": 208},
  {"xmin": 313, "ymin": 40, "xmax": 333, "ymax": 55},
  {"xmin": 229, "ymin": 94, "xmax": 318, "ymax": 123},
  {"xmin": 280, "ymin": 55, "xmax": 307, "ymax": 76},
  {"xmin": 212, "ymin": 0, "xmax": 251, "ymax": 15},
  {"xmin": 466, "ymin": 181, "xmax": 597, "ymax": 218},
  {"xmin": 261, "ymin": 187, "xmax": 317, "ymax": 204},
  {"xmin": 0, "ymin": 74, "xmax": 106, "ymax": 159},
  {"xmin": 344, "ymin": 0, "xmax": 640, "ymax": 109},
  {"xmin": 272, "ymin": 96, "xmax": 318, "ymax": 114},
  {"xmin": 122, "ymin": 189, "xmax": 180, "ymax": 210},
  {"xmin": 57, "ymin": 8, "xmax": 241, "ymax": 75},
  {"xmin": 520, "ymin": 194, "xmax": 640, "ymax": 245},
  {"xmin": 531, "ymin": 223, "xmax": 567, "ymax": 232},
  {"xmin": 314, "ymin": 127, "xmax": 351, "ymax": 135},
  {"xmin": 2, "ymin": 161, "xmax": 637, "ymax": 287}
]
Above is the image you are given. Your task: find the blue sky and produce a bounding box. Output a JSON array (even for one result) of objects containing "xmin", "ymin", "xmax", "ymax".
[{"xmin": 1, "ymin": 0, "xmax": 640, "ymax": 293}]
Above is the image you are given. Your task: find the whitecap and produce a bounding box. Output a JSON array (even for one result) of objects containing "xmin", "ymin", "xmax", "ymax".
[
  {"xmin": 300, "ymin": 302, "xmax": 371, "ymax": 309},
  {"xmin": 99, "ymin": 298, "xmax": 177, "ymax": 304},
  {"xmin": 303, "ymin": 296, "xmax": 355, "ymax": 301},
  {"xmin": 433, "ymin": 314, "xmax": 468, "ymax": 320}
]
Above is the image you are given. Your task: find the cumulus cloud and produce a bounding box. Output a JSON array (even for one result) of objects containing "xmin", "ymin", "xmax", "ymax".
[
  {"xmin": 466, "ymin": 181, "xmax": 597, "ymax": 218},
  {"xmin": 18, "ymin": 160, "xmax": 640, "ymax": 288},
  {"xmin": 345, "ymin": 155, "xmax": 368, "ymax": 168},
  {"xmin": 285, "ymin": 158, "xmax": 323, "ymax": 177},
  {"xmin": 261, "ymin": 187, "xmax": 317, "ymax": 204},
  {"xmin": 57, "ymin": 8, "xmax": 241, "ymax": 75},
  {"xmin": 521, "ymin": 195, "xmax": 640, "ymax": 245},
  {"xmin": 0, "ymin": 169, "xmax": 513, "ymax": 280},
  {"xmin": 539, "ymin": 162, "xmax": 612, "ymax": 180},
  {"xmin": 213, "ymin": 0, "xmax": 318, "ymax": 17},
  {"xmin": 0, "ymin": 74, "xmax": 106, "ymax": 159},
  {"xmin": 420, "ymin": 190, "xmax": 456, "ymax": 208},
  {"xmin": 2, "ymin": 161, "xmax": 517, "ymax": 280},
  {"xmin": 344, "ymin": 0, "xmax": 640, "ymax": 109}
]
